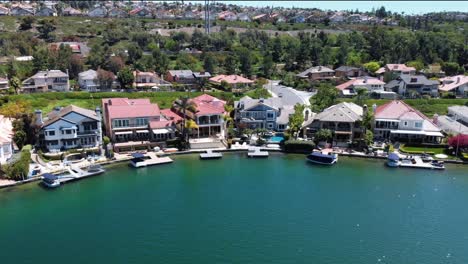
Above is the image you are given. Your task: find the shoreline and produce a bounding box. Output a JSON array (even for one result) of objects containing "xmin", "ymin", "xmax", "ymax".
[{"xmin": 1, "ymin": 148, "xmax": 466, "ymax": 190}]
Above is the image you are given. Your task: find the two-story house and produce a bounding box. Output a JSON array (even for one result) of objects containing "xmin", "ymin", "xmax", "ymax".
[
  {"xmin": 296, "ymin": 66, "xmax": 335, "ymax": 82},
  {"xmin": 376, "ymin": 64, "xmax": 416, "ymax": 81},
  {"xmin": 166, "ymin": 70, "xmax": 196, "ymax": 85},
  {"xmin": 302, "ymin": 102, "xmax": 364, "ymax": 147},
  {"xmin": 373, "ymin": 100, "xmax": 443, "ymax": 143},
  {"xmin": 102, "ymin": 98, "xmax": 175, "ymax": 152},
  {"xmin": 36, "ymin": 105, "xmax": 102, "ymax": 152},
  {"xmin": 385, "ymin": 75, "xmax": 439, "ymax": 97},
  {"xmin": 336, "ymin": 76, "xmax": 386, "ymax": 96},
  {"xmin": 78, "ymin": 69, "xmax": 99, "ymax": 92},
  {"xmin": 439, "ymin": 75, "xmax": 468, "ymax": 97},
  {"xmin": 172, "ymin": 94, "xmax": 226, "ymax": 138},
  {"xmin": 133, "ymin": 71, "xmax": 171, "ymax": 90},
  {"xmin": 209, "ymin": 74, "xmax": 254, "ymax": 92},
  {"xmin": 335, "ymin": 66, "xmax": 367, "ymax": 78},
  {"xmin": 21, "ymin": 70, "xmax": 69, "ymax": 93},
  {"xmin": 0, "ymin": 115, "xmax": 14, "ymax": 164}
]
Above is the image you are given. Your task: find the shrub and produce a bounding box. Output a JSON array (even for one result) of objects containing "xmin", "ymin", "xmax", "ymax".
[
  {"xmin": 5, "ymin": 145, "xmax": 32, "ymax": 181},
  {"xmin": 284, "ymin": 140, "xmax": 315, "ymax": 153}
]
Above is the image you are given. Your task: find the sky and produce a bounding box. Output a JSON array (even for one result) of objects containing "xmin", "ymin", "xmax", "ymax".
[{"xmin": 178, "ymin": 1, "xmax": 468, "ymax": 14}]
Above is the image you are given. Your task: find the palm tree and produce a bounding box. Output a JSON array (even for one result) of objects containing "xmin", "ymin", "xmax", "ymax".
[
  {"xmin": 9, "ymin": 76, "xmax": 21, "ymax": 95},
  {"xmin": 173, "ymin": 96, "xmax": 197, "ymax": 144},
  {"xmin": 223, "ymin": 104, "xmax": 235, "ymax": 138}
]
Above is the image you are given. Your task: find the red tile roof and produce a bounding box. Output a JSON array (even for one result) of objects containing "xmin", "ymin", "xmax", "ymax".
[
  {"xmin": 375, "ymin": 100, "xmax": 427, "ymax": 121},
  {"xmin": 160, "ymin": 109, "xmax": 183, "ymax": 123},
  {"xmin": 102, "ymin": 98, "xmax": 160, "ymax": 119},
  {"xmin": 209, "ymin": 74, "xmax": 254, "ymax": 85},
  {"xmin": 150, "ymin": 120, "xmax": 174, "ymax": 129},
  {"xmin": 192, "ymin": 94, "xmax": 226, "ymax": 116}
]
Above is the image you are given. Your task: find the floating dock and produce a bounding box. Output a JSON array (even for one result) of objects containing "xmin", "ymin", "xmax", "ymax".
[
  {"xmin": 247, "ymin": 147, "xmax": 269, "ymax": 158},
  {"xmin": 200, "ymin": 150, "xmax": 223, "ymax": 160}
]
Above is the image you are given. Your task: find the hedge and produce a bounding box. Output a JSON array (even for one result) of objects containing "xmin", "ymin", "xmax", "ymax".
[
  {"xmin": 284, "ymin": 140, "xmax": 315, "ymax": 153},
  {"xmin": 5, "ymin": 145, "xmax": 32, "ymax": 181}
]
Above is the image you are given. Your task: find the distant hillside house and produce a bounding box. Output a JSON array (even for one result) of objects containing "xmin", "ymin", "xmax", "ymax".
[
  {"xmin": 376, "ymin": 64, "xmax": 416, "ymax": 78},
  {"xmin": 439, "ymin": 75, "xmax": 468, "ymax": 97},
  {"xmin": 334, "ymin": 66, "xmax": 367, "ymax": 78},
  {"xmin": 10, "ymin": 5, "xmax": 34, "ymax": 16},
  {"xmin": 62, "ymin": 7, "xmax": 83, "ymax": 16},
  {"xmin": 218, "ymin": 11, "xmax": 237, "ymax": 21},
  {"xmin": 133, "ymin": 71, "xmax": 172, "ymax": 90},
  {"xmin": 385, "ymin": 75, "xmax": 439, "ymax": 97},
  {"xmin": 336, "ymin": 77, "xmax": 391, "ymax": 98},
  {"xmin": 36, "ymin": 105, "xmax": 102, "ymax": 152},
  {"xmin": 129, "ymin": 7, "xmax": 152, "ymax": 17},
  {"xmin": 209, "ymin": 74, "xmax": 254, "ymax": 91},
  {"xmin": 108, "ymin": 8, "xmax": 127, "ymax": 18},
  {"xmin": 0, "ymin": 6, "xmax": 10, "ymax": 16},
  {"xmin": 165, "ymin": 70, "xmax": 210, "ymax": 88},
  {"xmin": 49, "ymin": 42, "xmax": 90, "ymax": 58},
  {"xmin": 373, "ymin": 100, "xmax": 443, "ymax": 143},
  {"xmin": 237, "ymin": 13, "xmax": 251, "ymax": 22},
  {"xmin": 297, "ymin": 66, "xmax": 335, "ymax": 82},
  {"xmin": 78, "ymin": 70, "xmax": 99, "ymax": 92},
  {"xmin": 87, "ymin": 6, "xmax": 107, "ymax": 17},
  {"xmin": 22, "ymin": 70, "xmax": 69, "ymax": 93},
  {"xmin": 302, "ymin": 102, "xmax": 364, "ymax": 147},
  {"xmin": 0, "ymin": 77, "xmax": 9, "ymax": 92},
  {"xmin": 36, "ymin": 7, "xmax": 56, "ymax": 16}
]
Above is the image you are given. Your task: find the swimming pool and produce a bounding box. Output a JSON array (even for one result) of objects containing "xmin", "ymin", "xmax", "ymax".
[{"xmin": 268, "ymin": 136, "xmax": 284, "ymax": 143}]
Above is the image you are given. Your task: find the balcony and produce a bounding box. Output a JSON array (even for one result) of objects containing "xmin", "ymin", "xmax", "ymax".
[{"xmin": 77, "ymin": 130, "xmax": 97, "ymax": 136}]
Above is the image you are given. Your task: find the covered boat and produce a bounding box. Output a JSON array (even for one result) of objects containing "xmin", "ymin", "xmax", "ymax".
[
  {"xmin": 306, "ymin": 151, "xmax": 338, "ymax": 165},
  {"xmin": 42, "ymin": 173, "xmax": 60, "ymax": 188}
]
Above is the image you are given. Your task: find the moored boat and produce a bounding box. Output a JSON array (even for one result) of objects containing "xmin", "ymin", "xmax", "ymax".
[
  {"xmin": 247, "ymin": 147, "xmax": 269, "ymax": 158},
  {"xmin": 306, "ymin": 151, "xmax": 338, "ymax": 165},
  {"xmin": 42, "ymin": 173, "xmax": 60, "ymax": 188},
  {"xmin": 386, "ymin": 152, "xmax": 445, "ymax": 170},
  {"xmin": 200, "ymin": 149, "xmax": 223, "ymax": 160}
]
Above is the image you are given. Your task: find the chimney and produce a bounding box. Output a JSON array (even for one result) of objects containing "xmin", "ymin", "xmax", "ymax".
[
  {"xmin": 432, "ymin": 114, "xmax": 439, "ymax": 125},
  {"xmin": 372, "ymin": 103, "xmax": 377, "ymax": 113},
  {"xmin": 318, "ymin": 66, "xmax": 322, "ymax": 71},
  {"xmin": 259, "ymin": 98, "xmax": 264, "ymax": 103},
  {"xmin": 456, "ymin": 77, "xmax": 460, "ymax": 84},
  {"xmin": 364, "ymin": 76, "xmax": 368, "ymax": 83},
  {"xmin": 53, "ymin": 106, "xmax": 62, "ymax": 115},
  {"xmin": 35, "ymin": 110, "xmax": 43, "ymax": 126}
]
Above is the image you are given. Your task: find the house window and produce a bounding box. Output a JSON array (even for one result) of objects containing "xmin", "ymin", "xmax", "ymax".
[
  {"xmin": 48, "ymin": 131, "xmax": 55, "ymax": 136},
  {"xmin": 404, "ymin": 121, "xmax": 408, "ymax": 126},
  {"xmin": 136, "ymin": 118, "xmax": 149, "ymax": 126},
  {"xmin": 279, "ymin": 124, "xmax": 285, "ymax": 130},
  {"xmin": 66, "ymin": 130, "xmax": 72, "ymax": 135},
  {"xmin": 113, "ymin": 119, "xmax": 130, "ymax": 128},
  {"xmin": 415, "ymin": 122, "xmax": 422, "ymax": 128},
  {"xmin": 267, "ymin": 113, "xmax": 274, "ymax": 118},
  {"xmin": 267, "ymin": 123, "xmax": 274, "ymax": 129}
]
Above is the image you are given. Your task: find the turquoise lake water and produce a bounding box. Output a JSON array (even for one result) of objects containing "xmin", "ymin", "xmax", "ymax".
[{"xmin": 1, "ymin": 153, "xmax": 467, "ymax": 264}]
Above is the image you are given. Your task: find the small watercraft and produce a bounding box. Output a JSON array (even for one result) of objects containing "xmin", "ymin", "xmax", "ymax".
[{"xmin": 306, "ymin": 151, "xmax": 338, "ymax": 165}]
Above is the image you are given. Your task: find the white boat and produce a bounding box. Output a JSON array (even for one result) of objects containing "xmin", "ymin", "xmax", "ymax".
[
  {"xmin": 387, "ymin": 152, "xmax": 445, "ymax": 170},
  {"xmin": 130, "ymin": 152, "xmax": 174, "ymax": 168},
  {"xmin": 68, "ymin": 164, "xmax": 106, "ymax": 178},
  {"xmin": 200, "ymin": 149, "xmax": 223, "ymax": 160},
  {"xmin": 42, "ymin": 173, "xmax": 60, "ymax": 188},
  {"xmin": 306, "ymin": 151, "xmax": 338, "ymax": 165},
  {"xmin": 247, "ymin": 147, "xmax": 269, "ymax": 158}
]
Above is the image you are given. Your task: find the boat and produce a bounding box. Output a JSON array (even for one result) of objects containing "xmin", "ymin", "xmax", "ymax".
[
  {"xmin": 247, "ymin": 147, "xmax": 269, "ymax": 158},
  {"xmin": 386, "ymin": 152, "xmax": 445, "ymax": 170},
  {"xmin": 306, "ymin": 151, "xmax": 338, "ymax": 165},
  {"xmin": 130, "ymin": 152, "xmax": 174, "ymax": 168},
  {"xmin": 68, "ymin": 164, "xmax": 106, "ymax": 178},
  {"xmin": 200, "ymin": 149, "xmax": 223, "ymax": 160},
  {"xmin": 42, "ymin": 173, "xmax": 60, "ymax": 188}
]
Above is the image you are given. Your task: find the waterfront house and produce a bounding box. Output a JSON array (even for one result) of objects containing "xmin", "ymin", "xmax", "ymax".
[
  {"xmin": 335, "ymin": 66, "xmax": 367, "ymax": 78},
  {"xmin": 218, "ymin": 11, "xmax": 237, "ymax": 21},
  {"xmin": 172, "ymin": 94, "xmax": 227, "ymax": 138},
  {"xmin": 376, "ymin": 64, "xmax": 416, "ymax": 80},
  {"xmin": 36, "ymin": 105, "xmax": 102, "ymax": 152},
  {"xmin": 0, "ymin": 77, "xmax": 9, "ymax": 92},
  {"xmin": 78, "ymin": 69, "xmax": 99, "ymax": 92},
  {"xmin": 439, "ymin": 75, "xmax": 468, "ymax": 97},
  {"xmin": 133, "ymin": 71, "xmax": 172, "ymax": 90},
  {"xmin": 235, "ymin": 83, "xmax": 313, "ymax": 131},
  {"xmin": 0, "ymin": 115, "xmax": 14, "ymax": 164},
  {"xmin": 62, "ymin": 7, "xmax": 83, "ymax": 16},
  {"xmin": 88, "ymin": 6, "xmax": 107, "ymax": 17},
  {"xmin": 385, "ymin": 75, "xmax": 439, "ymax": 97},
  {"xmin": 108, "ymin": 7, "xmax": 127, "ymax": 18},
  {"xmin": 296, "ymin": 66, "xmax": 335, "ymax": 82},
  {"xmin": 21, "ymin": 70, "xmax": 69, "ymax": 93},
  {"xmin": 36, "ymin": 6, "xmax": 56, "ymax": 16},
  {"xmin": 102, "ymin": 98, "xmax": 175, "ymax": 152},
  {"xmin": 373, "ymin": 100, "xmax": 443, "ymax": 143},
  {"xmin": 302, "ymin": 102, "xmax": 363, "ymax": 147},
  {"xmin": 209, "ymin": 74, "xmax": 254, "ymax": 92}
]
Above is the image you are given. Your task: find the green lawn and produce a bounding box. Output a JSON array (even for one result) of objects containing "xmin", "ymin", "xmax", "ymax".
[
  {"xmin": 0, "ymin": 91, "xmax": 237, "ymax": 114},
  {"xmin": 399, "ymin": 144, "xmax": 459, "ymax": 159}
]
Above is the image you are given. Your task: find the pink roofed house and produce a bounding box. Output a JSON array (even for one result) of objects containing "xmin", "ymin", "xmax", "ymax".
[
  {"xmin": 439, "ymin": 75, "xmax": 468, "ymax": 97},
  {"xmin": 101, "ymin": 98, "xmax": 176, "ymax": 152},
  {"xmin": 376, "ymin": 64, "xmax": 416, "ymax": 77},
  {"xmin": 336, "ymin": 77, "xmax": 386, "ymax": 97},
  {"xmin": 172, "ymin": 94, "xmax": 227, "ymax": 139},
  {"xmin": 373, "ymin": 100, "xmax": 443, "ymax": 143},
  {"xmin": 209, "ymin": 74, "xmax": 254, "ymax": 92}
]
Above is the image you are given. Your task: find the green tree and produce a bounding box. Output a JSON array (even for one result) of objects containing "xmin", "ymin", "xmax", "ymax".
[
  {"xmin": 127, "ymin": 44, "xmax": 143, "ymax": 64},
  {"xmin": 237, "ymin": 47, "xmax": 253, "ymax": 77},
  {"xmin": 363, "ymin": 61, "xmax": 380, "ymax": 74},
  {"xmin": 117, "ymin": 67, "xmax": 134, "ymax": 89},
  {"xmin": 203, "ymin": 53, "xmax": 216, "ymax": 74},
  {"xmin": 173, "ymin": 96, "xmax": 197, "ymax": 145},
  {"xmin": 37, "ymin": 18, "xmax": 57, "ymax": 41},
  {"xmin": 406, "ymin": 60, "xmax": 425, "ymax": 71},
  {"xmin": 261, "ymin": 54, "xmax": 274, "ymax": 78},
  {"xmin": 13, "ymin": 130, "xmax": 26, "ymax": 150},
  {"xmin": 310, "ymin": 83, "xmax": 339, "ymax": 112},
  {"xmin": 224, "ymin": 54, "xmax": 238, "ymax": 75},
  {"xmin": 288, "ymin": 104, "xmax": 305, "ymax": 139},
  {"xmin": 8, "ymin": 76, "xmax": 21, "ymax": 95},
  {"xmin": 354, "ymin": 88, "xmax": 368, "ymax": 106},
  {"xmin": 314, "ymin": 129, "xmax": 333, "ymax": 145},
  {"xmin": 19, "ymin": 16, "xmax": 35, "ymax": 31},
  {"xmin": 442, "ymin": 62, "xmax": 461, "ymax": 76}
]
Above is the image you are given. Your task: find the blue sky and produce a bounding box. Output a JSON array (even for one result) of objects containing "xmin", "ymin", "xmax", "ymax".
[{"xmin": 180, "ymin": 1, "xmax": 468, "ymax": 14}]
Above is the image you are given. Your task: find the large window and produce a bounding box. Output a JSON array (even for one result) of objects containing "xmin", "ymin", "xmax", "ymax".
[
  {"xmin": 415, "ymin": 122, "xmax": 422, "ymax": 128},
  {"xmin": 136, "ymin": 118, "xmax": 149, "ymax": 126},
  {"xmin": 267, "ymin": 112, "xmax": 274, "ymax": 119},
  {"xmin": 47, "ymin": 131, "xmax": 55, "ymax": 136},
  {"xmin": 113, "ymin": 119, "xmax": 130, "ymax": 128}
]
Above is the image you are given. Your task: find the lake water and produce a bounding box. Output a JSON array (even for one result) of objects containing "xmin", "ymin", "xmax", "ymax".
[{"xmin": 1, "ymin": 153, "xmax": 467, "ymax": 264}]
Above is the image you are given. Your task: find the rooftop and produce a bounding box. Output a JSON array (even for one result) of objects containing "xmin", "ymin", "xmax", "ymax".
[
  {"xmin": 43, "ymin": 105, "xmax": 98, "ymax": 127},
  {"xmin": 209, "ymin": 74, "xmax": 254, "ymax": 84},
  {"xmin": 102, "ymin": 98, "xmax": 161, "ymax": 119}
]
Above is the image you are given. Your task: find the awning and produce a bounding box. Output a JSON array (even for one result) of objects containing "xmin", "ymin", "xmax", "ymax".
[
  {"xmin": 115, "ymin": 131, "xmax": 133, "ymax": 135},
  {"xmin": 390, "ymin": 130, "xmax": 443, "ymax": 137},
  {"xmin": 152, "ymin": 128, "xmax": 171, "ymax": 134},
  {"xmin": 136, "ymin": 130, "xmax": 149, "ymax": 133}
]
